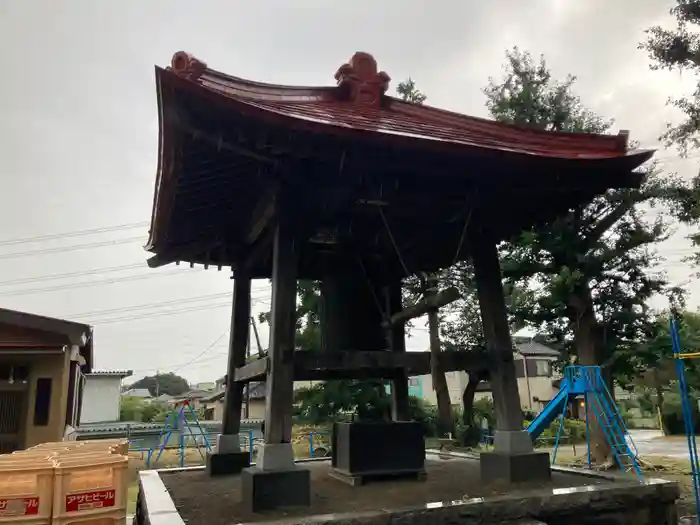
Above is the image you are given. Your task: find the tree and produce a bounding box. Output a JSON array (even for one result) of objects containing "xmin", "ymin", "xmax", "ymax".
[
  {"xmin": 641, "ymin": 1, "xmax": 700, "ymax": 155},
  {"xmin": 439, "ymin": 262, "xmax": 534, "ymax": 444},
  {"xmin": 641, "ymin": 2, "xmax": 700, "ymax": 258},
  {"xmin": 396, "ymin": 78, "xmax": 427, "ymax": 104},
  {"xmin": 120, "ymin": 397, "xmax": 168, "ymax": 422},
  {"xmin": 485, "ymin": 47, "xmax": 684, "ymax": 463},
  {"xmin": 294, "ymin": 380, "xmax": 390, "ymax": 424},
  {"xmin": 129, "ymin": 372, "xmax": 190, "ymax": 397}
]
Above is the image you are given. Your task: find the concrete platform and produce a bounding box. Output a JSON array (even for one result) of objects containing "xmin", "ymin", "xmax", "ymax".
[{"xmin": 135, "ymin": 453, "xmax": 680, "ymax": 525}]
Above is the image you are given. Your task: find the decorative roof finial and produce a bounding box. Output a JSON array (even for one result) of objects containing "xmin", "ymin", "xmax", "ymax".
[
  {"xmin": 335, "ymin": 52, "xmax": 390, "ymax": 106},
  {"xmin": 170, "ymin": 51, "xmax": 207, "ymax": 81}
]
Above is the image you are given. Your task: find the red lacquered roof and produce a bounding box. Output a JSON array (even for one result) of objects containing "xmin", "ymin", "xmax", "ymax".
[{"xmin": 159, "ymin": 50, "xmax": 646, "ymax": 160}]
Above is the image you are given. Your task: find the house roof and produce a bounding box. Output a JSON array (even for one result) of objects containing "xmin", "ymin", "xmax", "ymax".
[
  {"xmin": 85, "ymin": 369, "xmax": 133, "ymax": 378},
  {"xmin": 514, "ymin": 339, "xmax": 561, "ymax": 357},
  {"xmin": 0, "ymin": 307, "xmax": 94, "ymax": 371},
  {"xmin": 201, "ymin": 381, "xmax": 266, "ymax": 403},
  {"xmin": 121, "ymin": 388, "xmax": 152, "ymax": 398}
]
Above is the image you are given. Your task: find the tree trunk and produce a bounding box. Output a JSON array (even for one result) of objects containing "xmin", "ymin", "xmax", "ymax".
[
  {"xmin": 422, "ymin": 275, "xmax": 454, "ymax": 437},
  {"xmin": 460, "ymin": 370, "xmax": 486, "ymax": 446},
  {"xmin": 653, "ymin": 367, "xmax": 665, "ymax": 434},
  {"xmin": 427, "ymin": 308, "xmax": 454, "ymax": 436},
  {"xmin": 569, "ymin": 283, "xmax": 613, "ymax": 465}
]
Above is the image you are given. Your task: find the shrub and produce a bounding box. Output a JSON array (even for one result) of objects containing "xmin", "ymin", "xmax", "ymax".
[
  {"xmin": 662, "ymin": 392, "xmax": 700, "ymax": 435},
  {"xmin": 524, "ymin": 417, "xmax": 587, "ymax": 447},
  {"xmin": 407, "ymin": 396, "xmax": 439, "ymax": 437}
]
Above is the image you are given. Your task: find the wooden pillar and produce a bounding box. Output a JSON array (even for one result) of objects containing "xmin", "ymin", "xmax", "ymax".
[
  {"xmin": 262, "ymin": 219, "xmax": 298, "ymax": 451},
  {"xmin": 221, "ymin": 274, "xmax": 251, "ymax": 438},
  {"xmin": 471, "ymin": 235, "xmax": 523, "ymax": 432},
  {"xmin": 385, "ymin": 279, "xmax": 410, "ymax": 421}
]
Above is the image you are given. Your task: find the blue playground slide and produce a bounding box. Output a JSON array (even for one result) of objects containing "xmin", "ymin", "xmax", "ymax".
[
  {"xmin": 526, "ymin": 387, "xmax": 569, "ymax": 439},
  {"xmin": 524, "ymin": 366, "xmax": 642, "ymax": 480}
]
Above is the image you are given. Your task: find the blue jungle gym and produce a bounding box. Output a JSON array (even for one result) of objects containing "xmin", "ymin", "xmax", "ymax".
[{"xmin": 525, "ymin": 365, "xmax": 643, "ymax": 481}]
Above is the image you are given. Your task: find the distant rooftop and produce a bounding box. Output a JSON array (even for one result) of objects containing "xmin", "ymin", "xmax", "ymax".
[
  {"xmin": 86, "ymin": 369, "xmax": 133, "ymax": 378},
  {"xmin": 121, "ymin": 388, "xmax": 152, "ymax": 398}
]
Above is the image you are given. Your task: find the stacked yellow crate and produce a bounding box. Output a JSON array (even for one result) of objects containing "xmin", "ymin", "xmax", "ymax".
[
  {"xmin": 51, "ymin": 452, "xmax": 127, "ymax": 524},
  {"xmin": 0, "ymin": 455, "xmax": 55, "ymax": 524},
  {"xmin": 0, "ymin": 440, "xmax": 128, "ymax": 524}
]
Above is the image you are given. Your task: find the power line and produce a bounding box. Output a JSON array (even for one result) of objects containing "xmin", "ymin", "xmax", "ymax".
[
  {"xmin": 0, "ymin": 221, "xmax": 149, "ymax": 247},
  {"xmin": 86, "ymin": 298, "xmax": 270, "ymax": 325},
  {"xmin": 0, "ymin": 263, "xmax": 147, "ymax": 287},
  {"xmin": 170, "ymin": 329, "xmax": 230, "ymax": 374},
  {"xmin": 66, "ymin": 289, "xmax": 270, "ymax": 319},
  {"xmin": 0, "ymin": 269, "xmax": 195, "ymax": 297},
  {"xmin": 0, "ymin": 236, "xmax": 143, "ymax": 260}
]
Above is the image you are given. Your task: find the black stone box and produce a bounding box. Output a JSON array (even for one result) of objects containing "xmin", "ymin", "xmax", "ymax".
[{"xmin": 332, "ymin": 421, "xmax": 425, "ymax": 477}]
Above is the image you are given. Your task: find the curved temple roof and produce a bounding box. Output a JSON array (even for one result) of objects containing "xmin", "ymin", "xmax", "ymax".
[
  {"xmin": 146, "ymin": 51, "xmax": 654, "ymax": 275},
  {"xmin": 159, "ymin": 50, "xmax": 650, "ymax": 160}
]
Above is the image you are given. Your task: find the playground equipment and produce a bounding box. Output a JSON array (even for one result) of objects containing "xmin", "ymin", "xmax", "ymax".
[
  {"xmin": 146, "ymin": 400, "xmax": 211, "ymax": 468},
  {"xmin": 526, "ymin": 365, "xmax": 643, "ymax": 480},
  {"xmin": 671, "ymin": 316, "xmax": 700, "ymax": 523}
]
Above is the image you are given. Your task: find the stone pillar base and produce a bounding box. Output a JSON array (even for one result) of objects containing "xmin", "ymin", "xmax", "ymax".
[
  {"xmin": 493, "ymin": 429, "xmax": 534, "ymax": 454},
  {"xmin": 206, "ymin": 450, "xmax": 250, "ymax": 476},
  {"xmin": 257, "ymin": 443, "xmax": 295, "ymax": 471},
  {"xmin": 241, "ymin": 466, "xmax": 311, "ymax": 512},
  {"xmin": 480, "ymin": 451, "xmax": 551, "ymax": 484}
]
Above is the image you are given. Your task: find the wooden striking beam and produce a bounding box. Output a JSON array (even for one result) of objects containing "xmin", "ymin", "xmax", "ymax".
[
  {"xmin": 233, "ymin": 356, "xmax": 269, "ymax": 382},
  {"xmin": 293, "ymin": 349, "xmax": 489, "ymax": 377},
  {"xmin": 383, "ymin": 287, "xmax": 461, "ymax": 327}
]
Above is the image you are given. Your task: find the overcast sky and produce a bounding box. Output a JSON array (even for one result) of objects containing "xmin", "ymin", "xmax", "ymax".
[{"xmin": 0, "ymin": 0, "xmax": 697, "ymax": 385}]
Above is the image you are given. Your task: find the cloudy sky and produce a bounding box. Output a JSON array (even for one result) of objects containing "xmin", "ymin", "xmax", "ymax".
[{"xmin": 0, "ymin": 0, "xmax": 697, "ymax": 385}]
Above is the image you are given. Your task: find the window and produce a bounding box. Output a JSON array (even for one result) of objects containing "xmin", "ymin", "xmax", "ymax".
[
  {"xmin": 408, "ymin": 377, "xmax": 420, "ymax": 387},
  {"xmin": 34, "ymin": 378, "xmax": 52, "ymax": 426},
  {"xmin": 534, "ymin": 360, "xmax": 551, "ymax": 377}
]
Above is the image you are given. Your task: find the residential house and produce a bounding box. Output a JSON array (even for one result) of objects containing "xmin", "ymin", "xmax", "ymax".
[
  {"xmin": 193, "ymin": 381, "xmax": 216, "ymax": 391},
  {"xmin": 200, "ymin": 382, "xmax": 266, "ymax": 421},
  {"xmin": 418, "ymin": 337, "xmax": 561, "ymax": 412},
  {"xmin": 79, "ymin": 370, "xmax": 133, "ymax": 424},
  {"xmin": 121, "ymin": 388, "xmax": 152, "ymax": 400},
  {"xmin": 0, "ymin": 308, "xmax": 93, "ymax": 452}
]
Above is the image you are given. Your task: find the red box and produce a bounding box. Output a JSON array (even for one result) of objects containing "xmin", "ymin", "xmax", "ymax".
[
  {"xmin": 0, "ymin": 497, "xmax": 40, "ymax": 516},
  {"xmin": 65, "ymin": 490, "xmax": 115, "ymax": 512}
]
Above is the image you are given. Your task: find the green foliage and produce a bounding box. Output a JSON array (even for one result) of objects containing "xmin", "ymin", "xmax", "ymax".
[
  {"xmin": 662, "ymin": 391, "xmax": 700, "ymax": 435},
  {"xmin": 485, "ymin": 47, "xmax": 686, "ymax": 383},
  {"xmin": 533, "ymin": 418, "xmax": 587, "ymax": 446},
  {"xmin": 120, "ymin": 397, "xmax": 168, "ymax": 423},
  {"xmin": 641, "ymin": 1, "xmax": 700, "ymax": 154},
  {"xmin": 645, "ymin": 310, "xmax": 700, "ymax": 389},
  {"xmin": 484, "ymin": 47, "xmax": 611, "ymax": 133},
  {"xmin": 129, "ymin": 373, "xmax": 189, "ymax": 397},
  {"xmin": 396, "ymin": 78, "xmax": 427, "ymax": 104},
  {"xmin": 293, "ymin": 380, "xmax": 390, "ymax": 423}
]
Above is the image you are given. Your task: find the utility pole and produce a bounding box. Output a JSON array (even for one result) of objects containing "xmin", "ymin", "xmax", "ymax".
[{"xmin": 250, "ymin": 315, "xmax": 264, "ymax": 356}]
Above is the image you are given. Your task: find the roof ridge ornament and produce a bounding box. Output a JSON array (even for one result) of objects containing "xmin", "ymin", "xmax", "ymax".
[
  {"xmin": 170, "ymin": 51, "xmax": 207, "ymax": 81},
  {"xmin": 334, "ymin": 52, "xmax": 390, "ymax": 107}
]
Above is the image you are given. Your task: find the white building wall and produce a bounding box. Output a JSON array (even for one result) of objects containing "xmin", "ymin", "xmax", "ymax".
[
  {"xmin": 416, "ymin": 355, "xmax": 560, "ymax": 412},
  {"xmin": 80, "ymin": 376, "xmax": 123, "ymax": 424}
]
